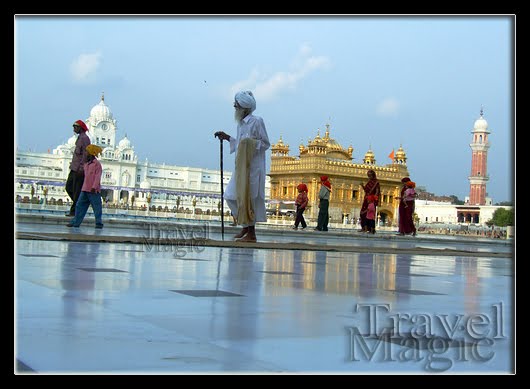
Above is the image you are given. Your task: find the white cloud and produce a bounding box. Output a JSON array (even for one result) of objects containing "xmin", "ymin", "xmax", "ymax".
[
  {"xmin": 229, "ymin": 44, "xmax": 330, "ymax": 101},
  {"xmin": 376, "ymin": 98, "xmax": 400, "ymax": 116},
  {"xmin": 70, "ymin": 52, "xmax": 102, "ymax": 83}
]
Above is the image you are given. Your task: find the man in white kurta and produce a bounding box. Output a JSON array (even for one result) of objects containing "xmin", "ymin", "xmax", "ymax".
[{"xmin": 215, "ymin": 91, "xmax": 270, "ymax": 242}]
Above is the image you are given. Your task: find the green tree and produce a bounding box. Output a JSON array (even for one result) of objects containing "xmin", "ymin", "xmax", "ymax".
[
  {"xmin": 449, "ymin": 195, "xmax": 465, "ymax": 205},
  {"xmin": 485, "ymin": 208, "xmax": 514, "ymax": 227}
]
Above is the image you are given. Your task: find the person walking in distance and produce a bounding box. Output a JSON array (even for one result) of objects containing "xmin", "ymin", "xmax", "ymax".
[
  {"xmin": 67, "ymin": 145, "xmax": 104, "ymax": 229},
  {"xmin": 397, "ymin": 178, "xmax": 417, "ymax": 236},
  {"xmin": 359, "ymin": 169, "xmax": 380, "ymax": 232},
  {"xmin": 214, "ymin": 91, "xmax": 270, "ymax": 242},
  {"xmin": 292, "ymin": 183, "xmax": 308, "ymax": 230},
  {"xmin": 65, "ymin": 120, "xmax": 91, "ymax": 216},
  {"xmin": 314, "ymin": 176, "xmax": 332, "ymax": 231}
]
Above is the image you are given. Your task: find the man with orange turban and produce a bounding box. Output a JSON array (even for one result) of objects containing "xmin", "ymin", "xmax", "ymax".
[
  {"xmin": 65, "ymin": 119, "xmax": 91, "ymax": 216},
  {"xmin": 315, "ymin": 176, "xmax": 332, "ymax": 231}
]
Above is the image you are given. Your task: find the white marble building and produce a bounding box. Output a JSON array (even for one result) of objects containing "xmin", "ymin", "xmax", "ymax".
[
  {"xmin": 15, "ymin": 96, "xmax": 511, "ymax": 226},
  {"xmin": 414, "ymin": 200, "xmax": 512, "ymax": 225},
  {"xmin": 15, "ymin": 94, "xmax": 271, "ymax": 215}
]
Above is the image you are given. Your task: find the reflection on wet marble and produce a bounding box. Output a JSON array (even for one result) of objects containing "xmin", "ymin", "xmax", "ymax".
[{"xmin": 16, "ymin": 233, "xmax": 513, "ymax": 374}]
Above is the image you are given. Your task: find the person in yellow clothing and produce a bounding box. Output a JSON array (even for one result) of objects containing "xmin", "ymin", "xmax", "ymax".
[{"xmin": 67, "ymin": 144, "xmax": 104, "ymax": 229}]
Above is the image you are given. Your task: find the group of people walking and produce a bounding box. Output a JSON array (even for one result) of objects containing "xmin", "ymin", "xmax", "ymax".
[
  {"xmin": 289, "ymin": 176, "xmax": 332, "ymax": 232},
  {"xmin": 289, "ymin": 169, "xmax": 417, "ymax": 236},
  {"xmin": 358, "ymin": 170, "xmax": 417, "ymax": 236},
  {"xmin": 62, "ymin": 90, "xmax": 416, "ymax": 240}
]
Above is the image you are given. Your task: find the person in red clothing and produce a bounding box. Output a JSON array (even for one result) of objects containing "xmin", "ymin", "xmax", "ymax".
[
  {"xmin": 67, "ymin": 144, "xmax": 103, "ymax": 228},
  {"xmin": 315, "ymin": 176, "xmax": 332, "ymax": 231},
  {"xmin": 292, "ymin": 183, "xmax": 308, "ymax": 230},
  {"xmin": 65, "ymin": 120, "xmax": 91, "ymax": 216},
  {"xmin": 397, "ymin": 177, "xmax": 417, "ymax": 236},
  {"xmin": 359, "ymin": 169, "xmax": 381, "ymax": 232}
]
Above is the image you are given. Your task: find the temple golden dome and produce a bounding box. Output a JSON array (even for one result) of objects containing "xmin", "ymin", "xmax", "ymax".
[
  {"xmin": 309, "ymin": 129, "xmax": 323, "ymax": 144},
  {"xmin": 302, "ymin": 124, "xmax": 351, "ymax": 160},
  {"xmin": 271, "ymin": 135, "xmax": 290, "ymax": 157},
  {"xmin": 299, "ymin": 141, "xmax": 305, "ymax": 154},
  {"xmin": 363, "ymin": 146, "xmax": 376, "ymax": 165},
  {"xmin": 395, "ymin": 144, "xmax": 407, "ymax": 164}
]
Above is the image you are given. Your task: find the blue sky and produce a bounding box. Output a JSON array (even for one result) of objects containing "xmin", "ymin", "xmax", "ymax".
[{"xmin": 15, "ymin": 16, "xmax": 514, "ymax": 203}]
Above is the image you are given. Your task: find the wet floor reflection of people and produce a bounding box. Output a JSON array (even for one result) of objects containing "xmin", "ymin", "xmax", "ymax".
[
  {"xmin": 455, "ymin": 257, "xmax": 480, "ymax": 314},
  {"xmin": 216, "ymin": 247, "xmax": 262, "ymax": 370},
  {"xmin": 61, "ymin": 242, "xmax": 99, "ymax": 320}
]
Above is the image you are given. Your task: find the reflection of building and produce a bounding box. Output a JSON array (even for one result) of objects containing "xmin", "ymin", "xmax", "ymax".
[
  {"xmin": 261, "ymin": 250, "xmax": 408, "ymax": 301},
  {"xmin": 268, "ymin": 124, "xmax": 409, "ymax": 225},
  {"xmin": 15, "ymin": 94, "xmax": 273, "ymax": 214}
]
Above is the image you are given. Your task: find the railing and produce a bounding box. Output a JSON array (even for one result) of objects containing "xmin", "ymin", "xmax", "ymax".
[{"xmin": 15, "ymin": 202, "xmax": 395, "ymax": 230}]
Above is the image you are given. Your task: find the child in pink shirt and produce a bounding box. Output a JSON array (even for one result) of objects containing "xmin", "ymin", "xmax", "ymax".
[
  {"xmin": 404, "ymin": 183, "xmax": 417, "ymax": 203},
  {"xmin": 67, "ymin": 145, "xmax": 104, "ymax": 229},
  {"xmin": 361, "ymin": 195, "xmax": 377, "ymax": 234}
]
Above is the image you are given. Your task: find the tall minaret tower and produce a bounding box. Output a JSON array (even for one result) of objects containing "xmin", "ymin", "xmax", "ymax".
[{"xmin": 468, "ymin": 106, "xmax": 491, "ymax": 205}]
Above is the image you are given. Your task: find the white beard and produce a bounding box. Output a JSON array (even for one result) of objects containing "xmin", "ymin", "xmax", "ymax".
[{"xmin": 234, "ymin": 107, "xmax": 250, "ymax": 124}]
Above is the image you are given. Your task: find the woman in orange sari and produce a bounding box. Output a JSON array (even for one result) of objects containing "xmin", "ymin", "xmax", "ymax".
[{"xmin": 359, "ymin": 169, "xmax": 380, "ymax": 232}]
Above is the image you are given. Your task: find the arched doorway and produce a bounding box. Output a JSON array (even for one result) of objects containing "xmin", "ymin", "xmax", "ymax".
[
  {"xmin": 378, "ymin": 210, "xmax": 393, "ymax": 227},
  {"xmin": 120, "ymin": 190, "xmax": 129, "ymax": 206},
  {"xmin": 101, "ymin": 189, "xmax": 113, "ymax": 204}
]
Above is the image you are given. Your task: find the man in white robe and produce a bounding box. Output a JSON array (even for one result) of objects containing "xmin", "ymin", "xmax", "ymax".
[{"xmin": 214, "ymin": 91, "xmax": 270, "ymax": 242}]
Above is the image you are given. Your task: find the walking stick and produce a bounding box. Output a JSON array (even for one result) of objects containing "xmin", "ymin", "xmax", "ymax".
[{"xmin": 214, "ymin": 131, "xmax": 225, "ymax": 240}]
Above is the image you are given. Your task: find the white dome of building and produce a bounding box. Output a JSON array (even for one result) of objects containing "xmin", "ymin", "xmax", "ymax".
[
  {"xmin": 67, "ymin": 135, "xmax": 77, "ymax": 146},
  {"xmin": 90, "ymin": 94, "xmax": 113, "ymax": 121},
  {"xmin": 473, "ymin": 107, "xmax": 488, "ymax": 131},
  {"xmin": 118, "ymin": 134, "xmax": 132, "ymax": 149},
  {"xmin": 474, "ymin": 116, "xmax": 488, "ymax": 130}
]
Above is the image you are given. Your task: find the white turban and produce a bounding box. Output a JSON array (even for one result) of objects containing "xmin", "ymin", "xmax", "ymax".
[{"xmin": 235, "ymin": 91, "xmax": 256, "ymax": 113}]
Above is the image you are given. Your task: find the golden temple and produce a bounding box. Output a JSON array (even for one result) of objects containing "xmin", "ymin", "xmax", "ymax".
[{"xmin": 268, "ymin": 124, "xmax": 410, "ymax": 225}]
